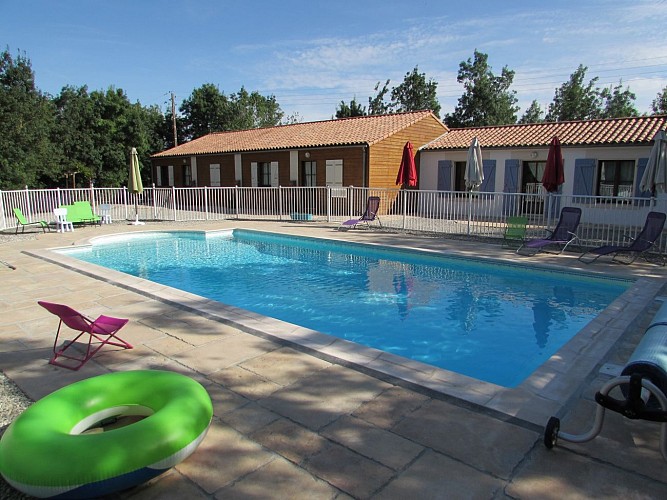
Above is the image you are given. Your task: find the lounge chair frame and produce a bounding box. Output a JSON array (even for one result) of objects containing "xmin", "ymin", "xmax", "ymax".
[
  {"xmin": 517, "ymin": 207, "xmax": 581, "ymax": 255},
  {"xmin": 578, "ymin": 211, "xmax": 666, "ymax": 265},
  {"xmin": 38, "ymin": 301, "xmax": 132, "ymax": 370},
  {"xmin": 339, "ymin": 196, "xmax": 382, "ymax": 230},
  {"xmin": 13, "ymin": 207, "xmax": 50, "ymax": 234}
]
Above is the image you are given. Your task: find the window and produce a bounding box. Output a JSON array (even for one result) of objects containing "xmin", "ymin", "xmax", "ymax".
[
  {"xmin": 303, "ymin": 161, "xmax": 316, "ymax": 186},
  {"xmin": 597, "ymin": 160, "xmax": 634, "ymax": 198},
  {"xmin": 522, "ymin": 161, "xmax": 546, "ymax": 194},
  {"xmin": 454, "ymin": 161, "xmax": 466, "ymax": 192},
  {"xmin": 184, "ymin": 165, "xmax": 192, "ymax": 187},
  {"xmin": 258, "ymin": 162, "xmax": 271, "ymax": 187}
]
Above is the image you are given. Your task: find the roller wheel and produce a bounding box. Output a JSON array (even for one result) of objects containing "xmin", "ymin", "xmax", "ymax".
[{"xmin": 543, "ymin": 416, "xmax": 560, "ymax": 449}]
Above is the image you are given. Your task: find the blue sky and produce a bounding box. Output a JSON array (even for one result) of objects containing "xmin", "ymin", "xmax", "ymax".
[{"xmin": 2, "ymin": 0, "xmax": 667, "ymax": 123}]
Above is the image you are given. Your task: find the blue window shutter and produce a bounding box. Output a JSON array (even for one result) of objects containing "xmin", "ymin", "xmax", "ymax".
[
  {"xmin": 437, "ymin": 160, "xmax": 453, "ymax": 191},
  {"xmin": 635, "ymin": 158, "xmax": 650, "ymax": 197},
  {"xmin": 573, "ymin": 159, "xmax": 596, "ymax": 196},
  {"xmin": 480, "ymin": 160, "xmax": 496, "ymax": 192},
  {"xmin": 503, "ymin": 159, "xmax": 520, "ymax": 193}
]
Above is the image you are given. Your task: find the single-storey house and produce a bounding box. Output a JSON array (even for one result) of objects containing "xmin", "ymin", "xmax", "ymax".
[
  {"xmin": 420, "ymin": 115, "xmax": 667, "ymax": 203},
  {"xmin": 151, "ymin": 111, "xmax": 447, "ymax": 190}
]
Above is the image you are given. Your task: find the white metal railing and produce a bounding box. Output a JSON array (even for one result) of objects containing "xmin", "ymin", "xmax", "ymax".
[{"xmin": 2, "ymin": 186, "xmax": 665, "ymax": 254}]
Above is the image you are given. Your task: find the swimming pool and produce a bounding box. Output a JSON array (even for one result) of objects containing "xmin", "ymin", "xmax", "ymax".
[{"xmin": 59, "ymin": 230, "xmax": 630, "ymax": 388}]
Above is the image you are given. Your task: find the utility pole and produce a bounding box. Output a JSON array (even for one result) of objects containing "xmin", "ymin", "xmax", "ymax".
[{"xmin": 171, "ymin": 91, "xmax": 178, "ymax": 146}]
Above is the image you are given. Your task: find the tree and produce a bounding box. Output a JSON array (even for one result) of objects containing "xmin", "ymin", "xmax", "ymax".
[
  {"xmin": 445, "ymin": 50, "xmax": 518, "ymax": 128},
  {"xmin": 367, "ymin": 79, "xmax": 392, "ymax": 115},
  {"xmin": 180, "ymin": 84, "xmax": 284, "ymax": 140},
  {"xmin": 0, "ymin": 49, "xmax": 58, "ymax": 189},
  {"xmin": 545, "ymin": 65, "xmax": 603, "ymax": 121},
  {"xmin": 227, "ymin": 86, "xmax": 284, "ymax": 130},
  {"xmin": 335, "ymin": 97, "xmax": 366, "ymax": 118},
  {"xmin": 390, "ymin": 66, "xmax": 441, "ymax": 117},
  {"xmin": 651, "ymin": 86, "xmax": 667, "ymax": 115},
  {"xmin": 180, "ymin": 83, "xmax": 232, "ymax": 140},
  {"xmin": 518, "ymin": 100, "xmax": 544, "ymax": 124},
  {"xmin": 53, "ymin": 85, "xmax": 164, "ymax": 188},
  {"xmin": 600, "ymin": 81, "xmax": 638, "ymax": 118}
]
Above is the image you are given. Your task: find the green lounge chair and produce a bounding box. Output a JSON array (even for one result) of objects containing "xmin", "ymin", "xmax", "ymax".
[
  {"xmin": 13, "ymin": 208, "xmax": 50, "ymax": 234},
  {"xmin": 60, "ymin": 201, "xmax": 101, "ymax": 225},
  {"xmin": 502, "ymin": 216, "xmax": 528, "ymax": 248},
  {"xmin": 73, "ymin": 201, "xmax": 101, "ymax": 225}
]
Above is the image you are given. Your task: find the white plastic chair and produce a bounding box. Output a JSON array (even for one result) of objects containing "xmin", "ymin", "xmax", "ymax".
[
  {"xmin": 54, "ymin": 207, "xmax": 74, "ymax": 233},
  {"xmin": 99, "ymin": 204, "xmax": 112, "ymax": 224}
]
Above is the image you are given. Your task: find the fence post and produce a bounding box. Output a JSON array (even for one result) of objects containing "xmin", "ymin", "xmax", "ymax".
[
  {"xmin": 151, "ymin": 184, "xmax": 157, "ymax": 220},
  {"xmin": 278, "ymin": 186, "xmax": 283, "ymax": 221},
  {"xmin": 326, "ymin": 186, "xmax": 332, "ymax": 222},
  {"xmin": 234, "ymin": 186, "xmax": 240, "ymax": 220},
  {"xmin": 402, "ymin": 190, "xmax": 408, "ymax": 230},
  {"xmin": 204, "ymin": 187, "xmax": 209, "ymax": 221},
  {"xmin": 171, "ymin": 186, "xmax": 177, "ymax": 221},
  {"xmin": 123, "ymin": 186, "xmax": 128, "ymax": 220}
]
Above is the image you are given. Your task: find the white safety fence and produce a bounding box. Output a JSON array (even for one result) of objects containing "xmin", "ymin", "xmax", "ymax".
[{"xmin": 2, "ymin": 185, "xmax": 666, "ymax": 253}]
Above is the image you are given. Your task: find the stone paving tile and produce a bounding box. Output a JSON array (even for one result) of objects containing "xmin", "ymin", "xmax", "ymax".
[
  {"xmin": 507, "ymin": 447, "xmax": 667, "ymax": 499},
  {"xmin": 214, "ymin": 456, "xmax": 342, "ymax": 499},
  {"xmin": 373, "ymin": 449, "xmax": 504, "ymax": 499},
  {"xmin": 174, "ymin": 420, "xmax": 275, "ymax": 495},
  {"xmin": 321, "ymin": 415, "xmax": 424, "ymax": 471},
  {"xmin": 177, "ymin": 335, "xmax": 279, "ymax": 375},
  {"xmin": 218, "ymin": 400, "xmax": 281, "ymax": 435},
  {"xmin": 250, "ymin": 418, "xmax": 331, "ymax": 465},
  {"xmin": 126, "ymin": 468, "xmax": 210, "ymax": 499},
  {"xmin": 238, "ymin": 346, "xmax": 332, "ymax": 386},
  {"xmin": 259, "ymin": 364, "xmax": 391, "ymax": 431},
  {"xmin": 392, "ymin": 399, "xmax": 539, "ymax": 480},
  {"xmin": 3, "ymin": 221, "xmax": 667, "ymax": 500},
  {"xmin": 350, "ymin": 386, "xmax": 433, "ymax": 429},
  {"xmin": 205, "ymin": 381, "xmax": 250, "ymax": 416},
  {"xmin": 208, "ymin": 365, "xmax": 283, "ymax": 400},
  {"xmin": 552, "ymin": 398, "xmax": 667, "ymax": 482},
  {"xmin": 304, "ymin": 441, "xmax": 395, "ymax": 499}
]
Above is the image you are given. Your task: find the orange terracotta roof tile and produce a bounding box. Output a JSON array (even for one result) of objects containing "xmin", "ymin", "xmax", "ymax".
[
  {"xmin": 153, "ymin": 111, "xmax": 445, "ymax": 157},
  {"xmin": 422, "ymin": 116, "xmax": 667, "ymax": 150}
]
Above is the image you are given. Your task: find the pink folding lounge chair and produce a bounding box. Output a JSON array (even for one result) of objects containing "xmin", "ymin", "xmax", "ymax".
[
  {"xmin": 339, "ymin": 196, "xmax": 382, "ymax": 230},
  {"xmin": 38, "ymin": 301, "xmax": 132, "ymax": 370}
]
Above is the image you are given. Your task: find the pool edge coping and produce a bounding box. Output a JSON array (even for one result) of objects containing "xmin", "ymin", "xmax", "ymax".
[{"xmin": 22, "ymin": 228, "xmax": 664, "ymax": 428}]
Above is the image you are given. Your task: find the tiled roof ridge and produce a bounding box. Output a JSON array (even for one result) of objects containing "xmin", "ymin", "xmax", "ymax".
[
  {"xmin": 447, "ymin": 114, "xmax": 667, "ymax": 133},
  {"xmin": 153, "ymin": 110, "xmax": 443, "ymax": 157},
  {"xmin": 205, "ymin": 109, "xmax": 435, "ymax": 137},
  {"xmin": 422, "ymin": 114, "xmax": 667, "ymax": 150}
]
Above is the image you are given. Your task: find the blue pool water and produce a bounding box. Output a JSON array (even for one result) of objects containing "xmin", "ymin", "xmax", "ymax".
[{"xmin": 60, "ymin": 230, "xmax": 630, "ymax": 387}]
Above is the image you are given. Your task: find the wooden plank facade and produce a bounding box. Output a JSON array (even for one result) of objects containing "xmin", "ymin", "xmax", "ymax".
[{"xmin": 151, "ymin": 111, "xmax": 448, "ymax": 192}]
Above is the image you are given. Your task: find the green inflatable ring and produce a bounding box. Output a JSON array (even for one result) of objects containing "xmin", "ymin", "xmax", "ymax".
[{"xmin": 0, "ymin": 370, "xmax": 212, "ymax": 499}]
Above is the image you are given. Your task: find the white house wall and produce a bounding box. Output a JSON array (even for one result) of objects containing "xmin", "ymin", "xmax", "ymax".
[{"xmin": 419, "ymin": 145, "xmax": 660, "ymax": 226}]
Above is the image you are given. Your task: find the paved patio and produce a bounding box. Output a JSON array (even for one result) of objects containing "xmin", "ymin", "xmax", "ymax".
[{"xmin": 1, "ymin": 220, "xmax": 666, "ymax": 499}]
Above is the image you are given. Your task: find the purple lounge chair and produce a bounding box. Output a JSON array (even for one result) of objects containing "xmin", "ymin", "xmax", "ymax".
[
  {"xmin": 517, "ymin": 207, "xmax": 582, "ymax": 255},
  {"xmin": 579, "ymin": 211, "xmax": 666, "ymax": 265},
  {"xmin": 339, "ymin": 196, "xmax": 382, "ymax": 230},
  {"xmin": 38, "ymin": 301, "xmax": 132, "ymax": 370}
]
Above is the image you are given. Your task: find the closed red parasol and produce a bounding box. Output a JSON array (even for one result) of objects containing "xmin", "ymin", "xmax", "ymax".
[
  {"xmin": 396, "ymin": 141, "xmax": 417, "ymax": 187},
  {"xmin": 542, "ymin": 136, "xmax": 564, "ymax": 192}
]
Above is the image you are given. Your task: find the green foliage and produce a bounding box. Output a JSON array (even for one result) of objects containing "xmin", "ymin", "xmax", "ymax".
[
  {"xmin": 445, "ymin": 50, "xmax": 518, "ymax": 127},
  {"xmin": 367, "ymin": 79, "xmax": 393, "ymax": 115},
  {"xmin": 518, "ymin": 100, "xmax": 544, "ymax": 124},
  {"xmin": 600, "ymin": 81, "xmax": 638, "ymax": 118},
  {"xmin": 180, "ymin": 84, "xmax": 284, "ymax": 140},
  {"xmin": 545, "ymin": 65, "xmax": 603, "ymax": 121},
  {"xmin": 335, "ymin": 97, "xmax": 366, "ymax": 118},
  {"xmin": 651, "ymin": 86, "xmax": 667, "ymax": 115},
  {"xmin": 391, "ymin": 66, "xmax": 441, "ymax": 117},
  {"xmin": 52, "ymin": 85, "xmax": 165, "ymax": 188},
  {"xmin": 0, "ymin": 49, "xmax": 59, "ymax": 189}
]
